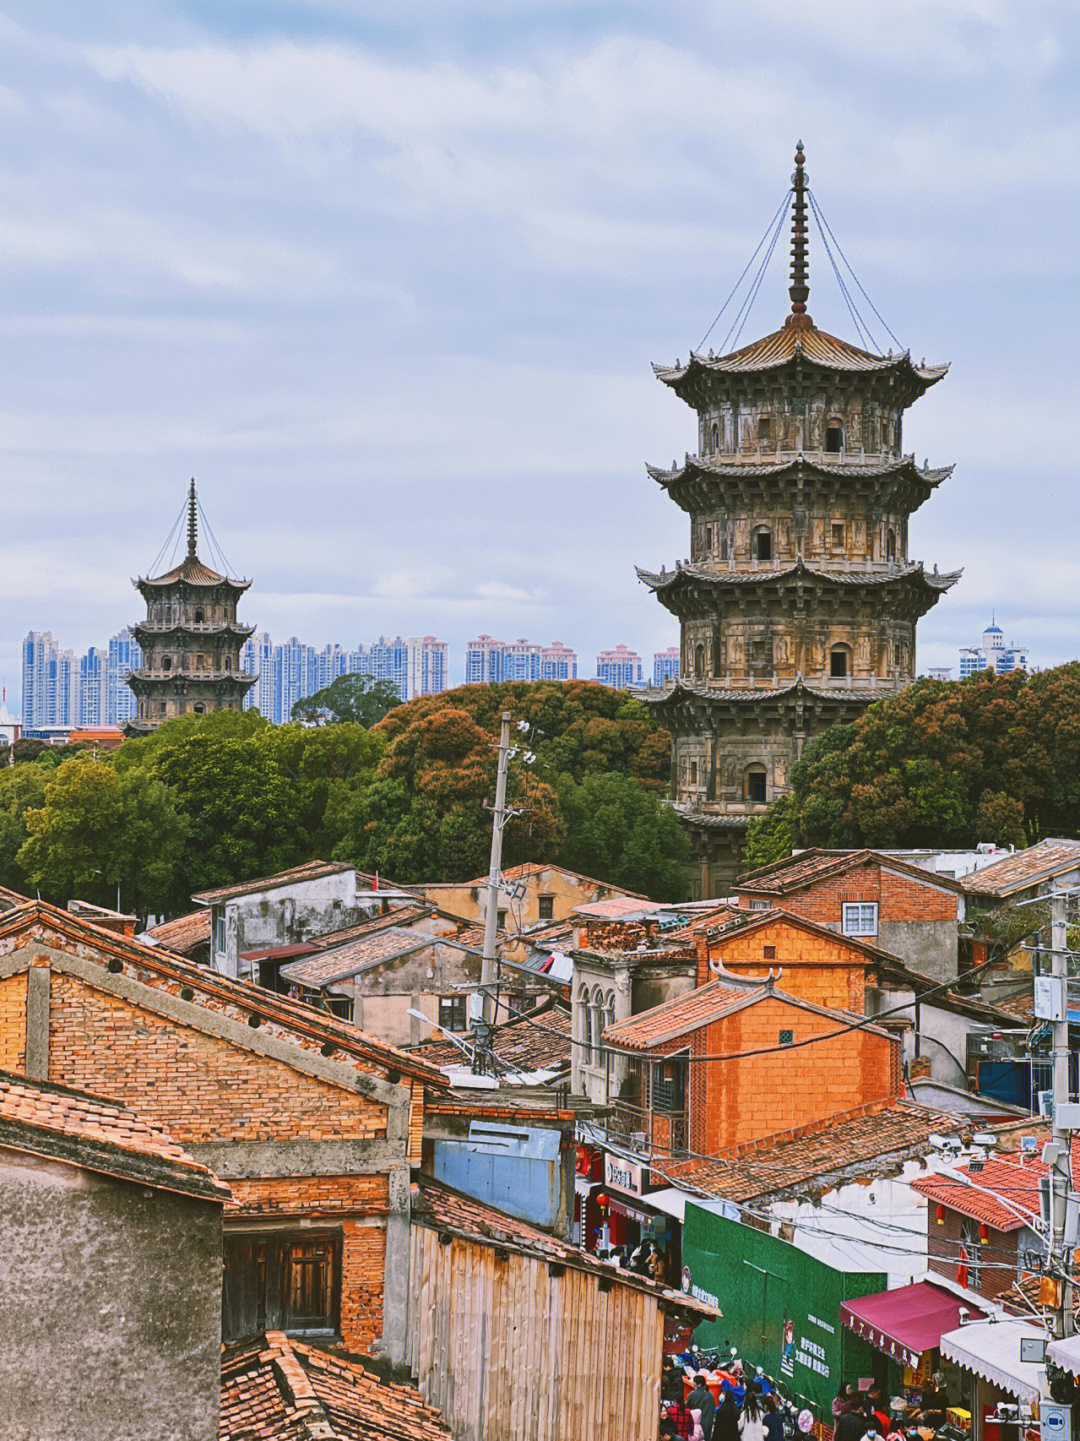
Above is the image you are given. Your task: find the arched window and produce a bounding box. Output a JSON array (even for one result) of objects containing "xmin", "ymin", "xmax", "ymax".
[
  {"xmin": 578, "ymin": 985, "xmax": 593, "ymax": 1064},
  {"xmin": 710, "ymin": 422, "xmax": 719, "ymax": 453},
  {"xmin": 886, "ymin": 529, "xmax": 897, "ymax": 561},
  {"xmin": 590, "ymin": 996, "xmax": 603, "ymax": 1066},
  {"xmin": 744, "ymin": 764, "xmax": 767, "ymax": 804},
  {"xmin": 161, "ymin": 655, "xmax": 172, "ymax": 672},
  {"xmin": 830, "ymin": 644, "xmax": 852, "ymax": 679},
  {"xmin": 694, "ymin": 644, "xmax": 705, "ymax": 678},
  {"xmin": 825, "ymin": 421, "xmax": 844, "ymax": 453},
  {"xmin": 194, "ymin": 608, "xmax": 204, "ymax": 624},
  {"xmin": 193, "ymin": 702, "xmax": 205, "ymax": 714},
  {"xmin": 752, "ymin": 527, "xmax": 772, "ymax": 562},
  {"xmin": 223, "ymin": 656, "xmax": 232, "ymax": 672}
]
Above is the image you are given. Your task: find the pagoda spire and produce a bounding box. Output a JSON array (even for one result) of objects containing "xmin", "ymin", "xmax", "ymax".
[
  {"xmin": 187, "ymin": 478, "xmax": 198, "ymax": 558},
  {"xmin": 787, "ymin": 141, "xmax": 812, "ymax": 330}
]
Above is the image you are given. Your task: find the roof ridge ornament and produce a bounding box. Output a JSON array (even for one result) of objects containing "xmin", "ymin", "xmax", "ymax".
[{"xmin": 786, "ymin": 141, "xmax": 813, "ymax": 332}]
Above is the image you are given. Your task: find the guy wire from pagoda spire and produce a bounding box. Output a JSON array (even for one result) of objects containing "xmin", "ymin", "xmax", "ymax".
[
  {"xmin": 187, "ymin": 478, "xmax": 198, "ymax": 557},
  {"xmin": 787, "ymin": 140, "xmax": 812, "ymax": 327}
]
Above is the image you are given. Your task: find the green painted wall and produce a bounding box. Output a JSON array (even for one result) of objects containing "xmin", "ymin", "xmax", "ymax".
[{"xmin": 682, "ymin": 1205, "xmax": 886, "ymax": 1420}]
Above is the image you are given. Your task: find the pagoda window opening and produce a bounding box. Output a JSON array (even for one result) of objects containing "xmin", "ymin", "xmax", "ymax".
[
  {"xmin": 830, "ymin": 644, "xmax": 852, "ymax": 679},
  {"xmin": 710, "ymin": 422, "xmax": 720, "ymax": 453},
  {"xmin": 694, "ymin": 644, "xmax": 705, "ymax": 678},
  {"xmin": 194, "ymin": 608, "xmax": 204, "ymax": 624},
  {"xmin": 886, "ymin": 529, "xmax": 897, "ymax": 561},
  {"xmin": 758, "ymin": 417, "xmax": 771, "ymax": 446},
  {"xmin": 704, "ymin": 525, "xmax": 713, "ymax": 554},
  {"xmin": 224, "ymin": 656, "xmax": 232, "ymax": 672},
  {"xmin": 831, "ymin": 522, "xmax": 845, "ymax": 550},
  {"xmin": 193, "ymin": 703, "xmax": 205, "ymax": 714},
  {"xmin": 689, "ymin": 760, "xmax": 698, "ymax": 785},
  {"xmin": 825, "ymin": 421, "xmax": 844, "ymax": 453},
  {"xmin": 753, "ymin": 527, "xmax": 772, "ymax": 562},
  {"xmin": 744, "ymin": 764, "xmax": 767, "ymax": 804}
]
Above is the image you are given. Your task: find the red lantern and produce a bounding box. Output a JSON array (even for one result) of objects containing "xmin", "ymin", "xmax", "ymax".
[
  {"xmin": 596, "ymin": 1192, "xmax": 610, "ymax": 1210},
  {"xmin": 978, "ymin": 1223, "xmax": 989, "ymax": 1245},
  {"xmin": 935, "ymin": 1205, "xmax": 946, "ymax": 1226}
]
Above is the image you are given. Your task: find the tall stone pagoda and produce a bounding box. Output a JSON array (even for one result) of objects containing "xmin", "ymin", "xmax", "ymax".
[
  {"xmin": 125, "ymin": 481, "xmax": 256, "ymax": 733},
  {"xmin": 639, "ymin": 145, "xmax": 959, "ymax": 894}
]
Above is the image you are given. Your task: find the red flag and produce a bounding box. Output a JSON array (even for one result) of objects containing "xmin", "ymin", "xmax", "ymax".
[{"xmin": 956, "ymin": 1245, "xmax": 969, "ymax": 1288}]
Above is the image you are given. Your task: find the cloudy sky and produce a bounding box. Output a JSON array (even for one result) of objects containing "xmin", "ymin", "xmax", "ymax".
[{"xmin": 2, "ymin": 0, "xmax": 1077, "ymax": 698}]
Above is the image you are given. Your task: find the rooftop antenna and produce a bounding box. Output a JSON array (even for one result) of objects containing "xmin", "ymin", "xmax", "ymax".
[
  {"xmin": 787, "ymin": 141, "xmax": 812, "ymax": 329},
  {"xmin": 187, "ymin": 478, "xmax": 198, "ymax": 558}
]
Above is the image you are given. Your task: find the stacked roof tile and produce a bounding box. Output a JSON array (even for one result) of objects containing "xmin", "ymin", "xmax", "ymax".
[
  {"xmin": 219, "ymin": 1332, "xmax": 453, "ymax": 1440},
  {"xmin": 909, "ymin": 1156, "xmax": 1044, "ymax": 1231},
  {"xmin": 415, "ymin": 1004, "xmax": 572, "ymax": 1072},
  {"xmin": 736, "ymin": 847, "xmax": 961, "ymax": 895},
  {"xmin": 144, "ymin": 909, "xmax": 211, "ymax": 955},
  {"xmin": 0, "ymin": 1068, "xmax": 229, "ymax": 1202},
  {"xmin": 962, "ymin": 839, "xmax": 1080, "ymax": 898},
  {"xmin": 192, "ymin": 860, "xmax": 355, "ymax": 905}
]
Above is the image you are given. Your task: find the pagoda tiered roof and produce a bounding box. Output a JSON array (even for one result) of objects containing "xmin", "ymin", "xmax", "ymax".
[
  {"xmin": 647, "ymin": 453, "xmax": 953, "ymax": 515},
  {"xmin": 637, "ymin": 557, "xmax": 961, "ymax": 604},
  {"xmin": 136, "ymin": 552, "xmax": 250, "ymax": 592},
  {"xmin": 654, "ymin": 318, "xmax": 948, "ymax": 405}
]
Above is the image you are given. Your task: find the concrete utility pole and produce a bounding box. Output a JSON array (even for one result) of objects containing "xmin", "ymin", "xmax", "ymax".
[
  {"xmin": 1049, "ymin": 889, "xmax": 1075, "ymax": 1338},
  {"xmin": 479, "ymin": 711, "xmax": 513, "ymax": 1027}
]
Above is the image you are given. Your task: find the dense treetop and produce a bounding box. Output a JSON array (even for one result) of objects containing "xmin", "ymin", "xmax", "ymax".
[
  {"xmin": 0, "ymin": 681, "xmax": 686, "ymax": 914},
  {"xmin": 744, "ymin": 664, "xmax": 1080, "ymax": 866}
]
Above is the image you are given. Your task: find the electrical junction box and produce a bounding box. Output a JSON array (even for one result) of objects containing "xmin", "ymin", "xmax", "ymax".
[
  {"xmin": 1053, "ymin": 1102, "xmax": 1080, "ymax": 1131},
  {"xmin": 1035, "ymin": 975, "xmax": 1065, "ymax": 1021}
]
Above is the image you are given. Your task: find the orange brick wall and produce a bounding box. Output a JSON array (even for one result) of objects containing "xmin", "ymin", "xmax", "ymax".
[
  {"xmin": 46, "ymin": 974, "xmax": 387, "ymax": 1144},
  {"xmin": 700, "ymin": 919, "xmax": 868, "ymax": 1012},
  {"xmin": 738, "ymin": 862, "xmax": 958, "ymax": 925},
  {"xmin": 226, "ymin": 1177, "xmax": 390, "ymax": 1352},
  {"xmin": 0, "ymin": 973, "xmax": 26, "ymax": 1072},
  {"xmin": 689, "ymin": 994, "xmax": 900, "ymax": 1157},
  {"xmin": 926, "ymin": 1206, "xmax": 1019, "ymax": 1302}
]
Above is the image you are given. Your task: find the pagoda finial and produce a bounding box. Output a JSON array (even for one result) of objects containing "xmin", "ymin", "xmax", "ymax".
[
  {"xmin": 187, "ymin": 478, "xmax": 198, "ymax": 557},
  {"xmin": 787, "ymin": 141, "xmax": 812, "ymax": 329}
]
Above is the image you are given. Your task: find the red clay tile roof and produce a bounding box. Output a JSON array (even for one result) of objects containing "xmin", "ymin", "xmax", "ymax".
[
  {"xmin": 415, "ymin": 1003, "xmax": 572, "ymax": 1072},
  {"xmin": 413, "ymin": 1175, "xmax": 717, "ymax": 1317},
  {"xmin": 909, "ymin": 1156, "xmax": 1044, "ymax": 1231},
  {"xmin": 0, "ymin": 901, "xmax": 447, "ymax": 1089},
  {"xmin": 572, "ymin": 897, "xmax": 664, "ymax": 920},
  {"xmin": 993, "ymin": 986, "xmax": 1036, "ymax": 1022},
  {"xmin": 280, "ymin": 927, "xmax": 437, "ymax": 987},
  {"xmin": 144, "ymin": 909, "xmax": 212, "ymax": 953},
  {"xmin": 662, "ymin": 906, "xmax": 744, "ymax": 943},
  {"xmin": 737, "ymin": 848, "xmax": 963, "ymax": 895},
  {"xmin": 0, "ymin": 1068, "xmax": 229, "ymax": 1202},
  {"xmin": 192, "ymin": 860, "xmax": 354, "ymax": 905},
  {"xmin": 308, "ymin": 903, "xmax": 435, "ymax": 949},
  {"xmin": 603, "ymin": 979, "xmax": 764, "ymax": 1051},
  {"xmin": 661, "ymin": 1100, "xmax": 971, "ymax": 1203},
  {"xmin": 219, "ymin": 1331, "xmax": 453, "ymax": 1440},
  {"xmin": 0, "ymin": 883, "xmax": 30, "ymax": 911},
  {"xmin": 962, "ymin": 839, "xmax": 1080, "ymax": 897}
]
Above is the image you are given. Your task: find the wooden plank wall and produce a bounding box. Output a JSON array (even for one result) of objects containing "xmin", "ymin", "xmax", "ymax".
[{"xmin": 407, "ymin": 1225, "xmax": 663, "ymax": 1441}]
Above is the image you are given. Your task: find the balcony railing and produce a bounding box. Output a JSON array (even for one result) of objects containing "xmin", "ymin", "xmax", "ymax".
[{"xmin": 601, "ymin": 1101, "xmax": 689, "ymax": 1160}]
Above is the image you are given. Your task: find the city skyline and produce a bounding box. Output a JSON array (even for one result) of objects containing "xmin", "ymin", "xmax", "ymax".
[{"xmin": 0, "ymin": 6, "xmax": 1077, "ymax": 696}]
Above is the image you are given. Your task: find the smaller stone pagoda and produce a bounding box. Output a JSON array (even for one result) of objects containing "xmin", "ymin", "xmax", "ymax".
[{"xmin": 125, "ymin": 481, "xmax": 256, "ymax": 733}]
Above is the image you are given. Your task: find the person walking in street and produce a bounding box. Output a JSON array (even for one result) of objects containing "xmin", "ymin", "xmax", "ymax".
[
  {"xmin": 687, "ymin": 1376, "xmax": 716, "ymax": 1441},
  {"xmin": 714, "ymin": 1388, "xmax": 740, "ymax": 1441},
  {"xmin": 738, "ymin": 1391, "xmax": 769, "ymax": 1441},
  {"xmin": 667, "ymin": 1397, "xmax": 697, "ymax": 1439},
  {"xmin": 762, "ymin": 1393, "xmax": 784, "ymax": 1441}
]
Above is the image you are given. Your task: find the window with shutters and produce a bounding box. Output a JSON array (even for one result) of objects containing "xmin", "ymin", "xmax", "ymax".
[{"xmin": 222, "ymin": 1232, "xmax": 341, "ymax": 1340}]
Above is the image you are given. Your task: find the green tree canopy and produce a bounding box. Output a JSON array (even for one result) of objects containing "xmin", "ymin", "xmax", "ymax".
[
  {"xmin": 778, "ymin": 664, "xmax": 1080, "ymax": 851},
  {"xmin": 555, "ymin": 772, "xmax": 689, "ymax": 901},
  {"xmin": 18, "ymin": 754, "xmax": 189, "ymax": 913},
  {"xmin": 291, "ymin": 674, "xmax": 401, "ymax": 727}
]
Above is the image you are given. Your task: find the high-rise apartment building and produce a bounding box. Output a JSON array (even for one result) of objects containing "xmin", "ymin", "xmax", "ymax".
[
  {"xmin": 465, "ymin": 635, "xmax": 505, "ymax": 685},
  {"xmin": 22, "ymin": 632, "xmax": 80, "ymax": 729},
  {"xmin": 350, "ymin": 635, "xmax": 409, "ymax": 702},
  {"xmin": 272, "ymin": 637, "xmax": 317, "ymax": 723},
  {"xmin": 241, "ymin": 631, "xmax": 274, "ymax": 716},
  {"xmin": 596, "ymin": 645, "xmax": 643, "ymax": 688},
  {"xmin": 107, "ymin": 629, "xmax": 142, "ymax": 727},
  {"xmin": 959, "ymin": 622, "xmax": 1029, "ymax": 678},
  {"xmin": 407, "ymin": 636, "xmax": 448, "ymax": 699},
  {"xmin": 541, "ymin": 642, "xmax": 578, "ymax": 681},
  {"xmin": 504, "ymin": 638, "xmax": 542, "ymax": 682},
  {"xmin": 653, "ymin": 646, "xmax": 680, "ymax": 687},
  {"xmin": 78, "ymin": 647, "xmax": 106, "ymax": 727}
]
